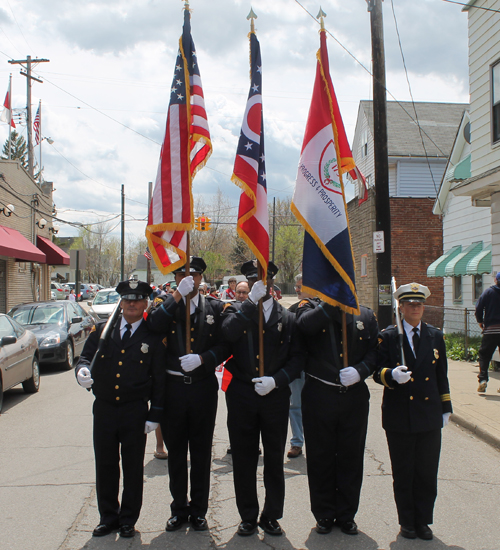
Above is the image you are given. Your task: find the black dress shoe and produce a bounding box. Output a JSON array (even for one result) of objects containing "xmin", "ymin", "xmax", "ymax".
[
  {"xmin": 400, "ymin": 525, "xmax": 417, "ymax": 539},
  {"xmin": 416, "ymin": 524, "xmax": 433, "ymax": 540},
  {"xmin": 190, "ymin": 516, "xmax": 208, "ymax": 531},
  {"xmin": 92, "ymin": 523, "xmax": 119, "ymax": 537},
  {"xmin": 316, "ymin": 518, "xmax": 334, "ymax": 534},
  {"xmin": 258, "ymin": 516, "xmax": 283, "ymax": 536},
  {"xmin": 337, "ymin": 519, "xmax": 358, "ymax": 535},
  {"xmin": 119, "ymin": 525, "xmax": 136, "ymax": 538},
  {"xmin": 166, "ymin": 515, "xmax": 187, "ymax": 532},
  {"xmin": 237, "ymin": 520, "xmax": 257, "ymax": 536}
]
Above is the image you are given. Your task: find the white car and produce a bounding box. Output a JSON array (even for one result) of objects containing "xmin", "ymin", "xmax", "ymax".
[{"xmin": 88, "ymin": 288, "xmax": 120, "ymax": 321}]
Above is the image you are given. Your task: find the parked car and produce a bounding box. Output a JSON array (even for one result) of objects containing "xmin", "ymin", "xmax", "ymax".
[
  {"xmin": 89, "ymin": 288, "xmax": 120, "ymax": 320},
  {"xmin": 50, "ymin": 290, "xmax": 57, "ymax": 300},
  {"xmin": 51, "ymin": 282, "xmax": 69, "ymax": 300},
  {"xmin": 8, "ymin": 301, "xmax": 95, "ymax": 370},
  {"xmin": 66, "ymin": 283, "xmax": 95, "ymax": 302},
  {"xmin": 0, "ymin": 313, "xmax": 39, "ymax": 412}
]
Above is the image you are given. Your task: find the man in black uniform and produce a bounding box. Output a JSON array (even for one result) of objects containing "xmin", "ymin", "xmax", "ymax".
[
  {"xmin": 374, "ymin": 283, "xmax": 452, "ymax": 541},
  {"xmin": 295, "ymin": 298, "xmax": 378, "ymax": 536},
  {"xmin": 76, "ymin": 280, "xmax": 166, "ymax": 539},
  {"xmin": 221, "ymin": 260, "xmax": 305, "ymax": 537},
  {"xmin": 147, "ymin": 256, "xmax": 229, "ymax": 532}
]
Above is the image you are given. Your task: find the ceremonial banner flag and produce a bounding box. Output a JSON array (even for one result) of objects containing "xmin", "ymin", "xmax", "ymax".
[
  {"xmin": 0, "ymin": 78, "xmax": 15, "ymax": 128},
  {"xmin": 231, "ymin": 31, "xmax": 269, "ymax": 280},
  {"xmin": 291, "ymin": 29, "xmax": 359, "ymax": 314},
  {"xmin": 34, "ymin": 104, "xmax": 41, "ymax": 145},
  {"xmin": 146, "ymin": 9, "xmax": 212, "ymax": 274}
]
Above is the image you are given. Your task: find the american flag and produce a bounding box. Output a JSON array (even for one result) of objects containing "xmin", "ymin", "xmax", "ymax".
[
  {"xmin": 145, "ymin": 8, "xmax": 212, "ymax": 274},
  {"xmin": 34, "ymin": 104, "xmax": 40, "ymax": 145},
  {"xmin": 144, "ymin": 246, "xmax": 152, "ymax": 260},
  {"xmin": 231, "ymin": 32, "xmax": 269, "ymax": 280}
]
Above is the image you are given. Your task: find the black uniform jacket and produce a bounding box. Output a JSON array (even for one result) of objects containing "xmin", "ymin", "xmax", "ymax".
[
  {"xmin": 147, "ymin": 293, "xmax": 230, "ymax": 378},
  {"xmin": 295, "ymin": 298, "xmax": 378, "ymax": 384},
  {"xmin": 221, "ymin": 298, "xmax": 305, "ymax": 387},
  {"xmin": 76, "ymin": 316, "xmax": 167, "ymax": 423},
  {"xmin": 374, "ymin": 323, "xmax": 453, "ymax": 433}
]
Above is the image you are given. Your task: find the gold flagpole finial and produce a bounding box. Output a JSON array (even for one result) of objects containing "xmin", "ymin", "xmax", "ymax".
[
  {"xmin": 317, "ymin": 7, "xmax": 327, "ymax": 30},
  {"xmin": 183, "ymin": 0, "xmax": 190, "ymax": 11},
  {"xmin": 247, "ymin": 8, "xmax": 257, "ymax": 33}
]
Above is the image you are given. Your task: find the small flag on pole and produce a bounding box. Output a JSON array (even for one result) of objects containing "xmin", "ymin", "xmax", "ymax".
[
  {"xmin": 1, "ymin": 78, "xmax": 16, "ymax": 128},
  {"xmin": 34, "ymin": 104, "xmax": 41, "ymax": 146},
  {"xmin": 291, "ymin": 26, "xmax": 359, "ymax": 314},
  {"xmin": 231, "ymin": 29, "xmax": 269, "ymax": 279},
  {"xmin": 144, "ymin": 247, "xmax": 152, "ymax": 260},
  {"xmin": 145, "ymin": 8, "xmax": 212, "ymax": 274}
]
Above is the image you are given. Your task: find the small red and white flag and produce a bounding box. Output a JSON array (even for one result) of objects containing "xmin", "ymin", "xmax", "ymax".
[
  {"xmin": 1, "ymin": 77, "xmax": 16, "ymax": 128},
  {"xmin": 34, "ymin": 104, "xmax": 41, "ymax": 146},
  {"xmin": 146, "ymin": 8, "xmax": 211, "ymax": 274}
]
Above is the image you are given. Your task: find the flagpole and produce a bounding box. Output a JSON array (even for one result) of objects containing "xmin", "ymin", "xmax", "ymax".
[
  {"xmin": 185, "ymin": 233, "xmax": 191, "ymax": 354},
  {"xmin": 342, "ymin": 311, "xmax": 348, "ymax": 369},
  {"xmin": 7, "ymin": 74, "xmax": 12, "ymax": 160},
  {"xmin": 38, "ymin": 100, "xmax": 42, "ymax": 182},
  {"xmin": 257, "ymin": 261, "xmax": 265, "ymax": 377}
]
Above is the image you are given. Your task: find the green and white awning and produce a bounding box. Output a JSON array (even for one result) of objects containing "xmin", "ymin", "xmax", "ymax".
[
  {"xmin": 466, "ymin": 243, "xmax": 492, "ymax": 275},
  {"xmin": 427, "ymin": 245, "xmax": 462, "ymax": 277},
  {"xmin": 445, "ymin": 242, "xmax": 484, "ymax": 276}
]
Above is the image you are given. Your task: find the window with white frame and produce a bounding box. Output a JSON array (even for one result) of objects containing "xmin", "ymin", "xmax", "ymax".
[
  {"xmin": 361, "ymin": 254, "xmax": 368, "ymax": 277},
  {"xmin": 360, "ymin": 129, "xmax": 368, "ymax": 158},
  {"xmin": 453, "ymin": 276, "xmax": 462, "ymax": 303},
  {"xmin": 473, "ymin": 274, "xmax": 483, "ymax": 302},
  {"xmin": 492, "ymin": 60, "xmax": 500, "ymax": 143}
]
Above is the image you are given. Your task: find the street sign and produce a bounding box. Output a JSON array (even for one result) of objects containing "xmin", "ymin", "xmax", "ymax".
[{"xmin": 373, "ymin": 231, "xmax": 385, "ymax": 253}]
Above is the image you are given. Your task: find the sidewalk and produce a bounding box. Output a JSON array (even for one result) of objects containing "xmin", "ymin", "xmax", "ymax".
[{"xmin": 448, "ymin": 359, "xmax": 500, "ymax": 448}]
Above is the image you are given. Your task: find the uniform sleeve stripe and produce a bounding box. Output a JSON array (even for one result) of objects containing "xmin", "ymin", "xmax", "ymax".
[
  {"xmin": 380, "ymin": 368, "xmax": 392, "ymax": 388},
  {"xmin": 440, "ymin": 393, "xmax": 451, "ymax": 402},
  {"xmin": 208, "ymin": 350, "xmax": 217, "ymax": 363},
  {"xmin": 318, "ymin": 304, "xmax": 330, "ymax": 319},
  {"xmin": 160, "ymin": 304, "xmax": 173, "ymax": 317},
  {"xmin": 236, "ymin": 310, "xmax": 250, "ymax": 321}
]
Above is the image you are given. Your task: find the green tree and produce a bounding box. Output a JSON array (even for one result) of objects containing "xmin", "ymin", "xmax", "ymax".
[
  {"xmin": 274, "ymin": 224, "xmax": 304, "ymax": 282},
  {"xmin": 199, "ymin": 250, "xmax": 227, "ymax": 283},
  {"xmin": 2, "ymin": 130, "xmax": 28, "ymax": 169}
]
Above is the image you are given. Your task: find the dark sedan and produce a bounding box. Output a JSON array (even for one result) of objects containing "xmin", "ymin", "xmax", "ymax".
[
  {"xmin": 8, "ymin": 301, "xmax": 96, "ymax": 370},
  {"xmin": 0, "ymin": 313, "xmax": 39, "ymax": 412}
]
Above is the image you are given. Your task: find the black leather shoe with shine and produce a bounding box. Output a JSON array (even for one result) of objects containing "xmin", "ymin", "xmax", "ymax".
[
  {"xmin": 237, "ymin": 520, "xmax": 257, "ymax": 536},
  {"xmin": 190, "ymin": 516, "xmax": 208, "ymax": 531},
  {"xmin": 165, "ymin": 515, "xmax": 188, "ymax": 532},
  {"xmin": 400, "ymin": 525, "xmax": 417, "ymax": 539},
  {"xmin": 416, "ymin": 524, "xmax": 433, "ymax": 540},
  {"xmin": 337, "ymin": 519, "xmax": 358, "ymax": 535},
  {"xmin": 92, "ymin": 523, "xmax": 119, "ymax": 537},
  {"xmin": 119, "ymin": 525, "xmax": 136, "ymax": 538},
  {"xmin": 316, "ymin": 518, "xmax": 334, "ymax": 534},
  {"xmin": 258, "ymin": 516, "xmax": 283, "ymax": 536}
]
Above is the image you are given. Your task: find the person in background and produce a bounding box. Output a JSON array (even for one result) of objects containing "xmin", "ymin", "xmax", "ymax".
[
  {"xmin": 286, "ymin": 274, "xmax": 313, "ymax": 459},
  {"xmin": 475, "ymin": 272, "xmax": 500, "ymax": 393},
  {"xmin": 235, "ymin": 281, "xmax": 250, "ymax": 302},
  {"xmin": 374, "ymin": 283, "xmax": 452, "ymax": 541},
  {"xmin": 154, "ymin": 426, "xmax": 168, "ymax": 460},
  {"xmin": 222, "ymin": 277, "xmax": 237, "ymax": 301},
  {"xmin": 75, "ymin": 280, "xmax": 166, "ymax": 539},
  {"xmin": 68, "ymin": 288, "xmax": 76, "ymax": 302}
]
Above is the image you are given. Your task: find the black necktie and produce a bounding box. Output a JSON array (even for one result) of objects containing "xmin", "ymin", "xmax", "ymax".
[
  {"xmin": 122, "ymin": 323, "xmax": 132, "ymax": 345},
  {"xmin": 412, "ymin": 327, "xmax": 420, "ymax": 356}
]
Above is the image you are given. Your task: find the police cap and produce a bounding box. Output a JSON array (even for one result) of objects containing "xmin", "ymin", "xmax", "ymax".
[
  {"xmin": 173, "ymin": 256, "xmax": 207, "ymax": 274},
  {"xmin": 395, "ymin": 282, "xmax": 430, "ymax": 303},
  {"xmin": 116, "ymin": 280, "xmax": 152, "ymax": 300},
  {"xmin": 241, "ymin": 260, "xmax": 279, "ymax": 280}
]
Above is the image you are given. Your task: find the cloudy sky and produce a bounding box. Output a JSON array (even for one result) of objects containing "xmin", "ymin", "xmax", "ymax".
[{"xmin": 0, "ymin": 0, "xmax": 469, "ymax": 242}]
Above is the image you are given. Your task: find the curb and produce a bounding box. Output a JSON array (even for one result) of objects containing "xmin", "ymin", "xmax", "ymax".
[{"xmin": 451, "ymin": 412, "xmax": 500, "ymax": 449}]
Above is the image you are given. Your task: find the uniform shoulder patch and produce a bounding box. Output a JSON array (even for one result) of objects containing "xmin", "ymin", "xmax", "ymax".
[
  {"xmin": 153, "ymin": 296, "xmax": 164, "ymax": 307},
  {"xmin": 223, "ymin": 302, "xmax": 233, "ymax": 311},
  {"xmin": 162, "ymin": 337, "xmax": 168, "ymax": 348},
  {"xmin": 298, "ymin": 299, "xmax": 309, "ymax": 308},
  {"xmin": 90, "ymin": 325, "xmax": 97, "ymax": 333},
  {"xmin": 378, "ymin": 337, "xmax": 383, "ymax": 345}
]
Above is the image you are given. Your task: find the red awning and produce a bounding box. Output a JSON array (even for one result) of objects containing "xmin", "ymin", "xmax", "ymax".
[
  {"xmin": 0, "ymin": 225, "xmax": 46, "ymax": 263},
  {"xmin": 36, "ymin": 235, "xmax": 70, "ymax": 266}
]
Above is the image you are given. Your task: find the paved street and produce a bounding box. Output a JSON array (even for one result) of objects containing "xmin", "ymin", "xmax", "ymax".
[{"xmin": 2, "ymin": 346, "xmax": 500, "ymax": 550}]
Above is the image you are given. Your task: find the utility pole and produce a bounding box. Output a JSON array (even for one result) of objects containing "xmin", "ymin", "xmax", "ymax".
[
  {"xmin": 121, "ymin": 184, "xmax": 125, "ymax": 281},
  {"xmin": 368, "ymin": 0, "xmax": 392, "ymax": 328},
  {"xmin": 8, "ymin": 56, "xmax": 50, "ymax": 179}
]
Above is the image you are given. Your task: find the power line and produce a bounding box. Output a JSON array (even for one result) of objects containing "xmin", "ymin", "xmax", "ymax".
[{"xmin": 441, "ymin": 0, "xmax": 500, "ymax": 13}]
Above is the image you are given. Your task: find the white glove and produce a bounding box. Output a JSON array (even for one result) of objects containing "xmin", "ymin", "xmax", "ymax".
[
  {"xmin": 248, "ymin": 280, "xmax": 267, "ymax": 304},
  {"xmin": 177, "ymin": 276, "xmax": 194, "ymax": 297},
  {"xmin": 77, "ymin": 367, "xmax": 93, "ymax": 389},
  {"xmin": 340, "ymin": 366, "xmax": 361, "ymax": 387},
  {"xmin": 180, "ymin": 354, "xmax": 202, "ymax": 372},
  {"xmin": 251, "ymin": 376, "xmax": 276, "ymax": 396},
  {"xmin": 392, "ymin": 365, "xmax": 412, "ymax": 384},
  {"xmin": 443, "ymin": 412, "xmax": 451, "ymax": 427},
  {"xmin": 144, "ymin": 421, "xmax": 159, "ymax": 434}
]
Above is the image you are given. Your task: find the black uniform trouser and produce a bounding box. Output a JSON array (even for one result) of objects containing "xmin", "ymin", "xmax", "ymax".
[
  {"xmin": 302, "ymin": 376, "xmax": 369, "ymax": 522},
  {"xmin": 226, "ymin": 378, "xmax": 290, "ymax": 522},
  {"xmin": 160, "ymin": 373, "xmax": 218, "ymax": 518},
  {"xmin": 478, "ymin": 332, "xmax": 500, "ymax": 382},
  {"xmin": 93, "ymin": 398, "xmax": 148, "ymax": 526},
  {"xmin": 386, "ymin": 429, "xmax": 441, "ymax": 527}
]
